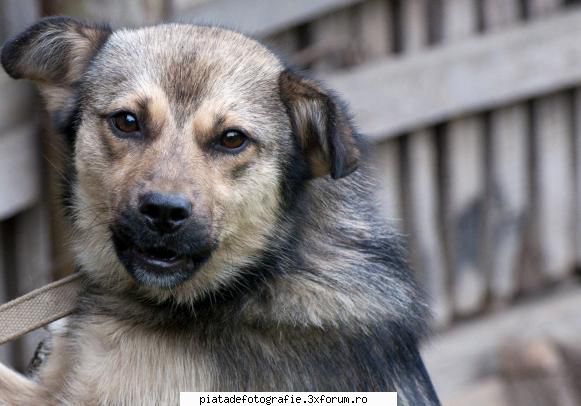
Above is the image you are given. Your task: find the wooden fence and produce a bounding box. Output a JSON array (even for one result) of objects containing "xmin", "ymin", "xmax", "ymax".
[
  {"xmin": 216, "ymin": 0, "xmax": 581, "ymax": 328},
  {"xmin": 1, "ymin": 0, "xmax": 581, "ymax": 403}
]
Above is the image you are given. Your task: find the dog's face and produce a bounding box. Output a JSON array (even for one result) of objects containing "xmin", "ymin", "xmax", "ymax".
[{"xmin": 1, "ymin": 18, "xmax": 359, "ymax": 302}]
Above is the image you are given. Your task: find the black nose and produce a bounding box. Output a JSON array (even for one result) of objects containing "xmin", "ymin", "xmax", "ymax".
[{"xmin": 138, "ymin": 192, "xmax": 192, "ymax": 234}]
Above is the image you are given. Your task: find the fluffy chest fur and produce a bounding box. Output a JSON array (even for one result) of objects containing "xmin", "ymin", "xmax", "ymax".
[{"xmin": 50, "ymin": 317, "xmax": 211, "ymax": 405}]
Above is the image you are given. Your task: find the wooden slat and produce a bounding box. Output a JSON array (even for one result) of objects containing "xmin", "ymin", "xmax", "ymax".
[
  {"xmin": 43, "ymin": 0, "xmax": 167, "ymax": 26},
  {"xmin": 11, "ymin": 205, "xmax": 52, "ymax": 372},
  {"xmin": 483, "ymin": 0, "xmax": 522, "ymax": 28},
  {"xmin": 263, "ymin": 30, "xmax": 300, "ymax": 62},
  {"xmin": 532, "ymin": 93, "xmax": 575, "ymax": 280},
  {"xmin": 528, "ymin": 0, "xmax": 564, "ymax": 17},
  {"xmin": 177, "ymin": 0, "xmax": 365, "ymax": 37},
  {"xmin": 487, "ymin": 105, "xmax": 529, "ymax": 301},
  {"xmin": 0, "ymin": 232, "xmax": 7, "ymax": 365},
  {"xmin": 401, "ymin": 0, "xmax": 450, "ymax": 327},
  {"xmin": 443, "ymin": 116, "xmax": 486, "ymax": 316},
  {"xmin": 406, "ymin": 131, "xmax": 450, "ymax": 326},
  {"xmin": 0, "ymin": 0, "xmax": 38, "ymax": 41},
  {"xmin": 575, "ymin": 88, "xmax": 581, "ymax": 266},
  {"xmin": 371, "ymin": 140, "xmax": 402, "ymax": 227},
  {"xmin": 423, "ymin": 285, "xmax": 581, "ymax": 401},
  {"xmin": 402, "ymin": 0, "xmax": 429, "ymax": 51},
  {"xmin": 441, "ymin": 0, "xmax": 486, "ymax": 317},
  {"xmin": 0, "ymin": 124, "xmax": 40, "ymax": 220},
  {"xmin": 310, "ymin": 8, "xmax": 354, "ymax": 72},
  {"xmin": 0, "ymin": 71, "xmax": 35, "ymax": 135},
  {"xmin": 325, "ymin": 8, "xmax": 581, "ymax": 139},
  {"xmin": 482, "ymin": 1, "xmax": 528, "ymax": 304},
  {"xmin": 442, "ymin": 0, "xmax": 478, "ymax": 39},
  {"xmin": 0, "ymin": 0, "xmax": 42, "ymax": 372},
  {"xmin": 355, "ymin": 0, "xmax": 392, "ymax": 60},
  {"xmin": 529, "ymin": 1, "xmax": 575, "ymax": 281},
  {"xmin": 359, "ymin": 1, "xmax": 401, "ymax": 230},
  {"xmin": 171, "ymin": 0, "xmax": 209, "ymax": 14}
]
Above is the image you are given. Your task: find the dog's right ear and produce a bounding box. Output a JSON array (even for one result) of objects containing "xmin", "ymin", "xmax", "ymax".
[
  {"xmin": 1, "ymin": 16, "xmax": 110, "ymax": 93},
  {"xmin": 279, "ymin": 69, "xmax": 360, "ymax": 180}
]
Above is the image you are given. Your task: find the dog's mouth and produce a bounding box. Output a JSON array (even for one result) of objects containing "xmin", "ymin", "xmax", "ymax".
[
  {"xmin": 112, "ymin": 230, "xmax": 212, "ymax": 289},
  {"xmin": 135, "ymin": 245, "xmax": 187, "ymax": 268}
]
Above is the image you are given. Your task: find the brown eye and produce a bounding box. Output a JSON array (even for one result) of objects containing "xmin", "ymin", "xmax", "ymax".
[
  {"xmin": 218, "ymin": 129, "xmax": 248, "ymax": 152},
  {"xmin": 110, "ymin": 112, "xmax": 140, "ymax": 135}
]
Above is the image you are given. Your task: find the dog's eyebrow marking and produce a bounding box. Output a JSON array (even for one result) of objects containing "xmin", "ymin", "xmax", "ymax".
[
  {"xmin": 191, "ymin": 101, "xmax": 228, "ymax": 140},
  {"xmin": 138, "ymin": 84, "xmax": 171, "ymax": 131}
]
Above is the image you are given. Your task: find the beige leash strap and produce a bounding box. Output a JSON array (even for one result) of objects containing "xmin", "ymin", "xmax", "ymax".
[{"xmin": 0, "ymin": 273, "xmax": 83, "ymax": 345}]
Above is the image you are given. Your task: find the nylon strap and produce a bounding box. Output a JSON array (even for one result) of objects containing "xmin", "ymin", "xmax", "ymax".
[{"xmin": 0, "ymin": 273, "xmax": 83, "ymax": 345}]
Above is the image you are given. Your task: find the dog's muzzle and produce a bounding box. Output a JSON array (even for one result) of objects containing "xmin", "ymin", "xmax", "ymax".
[{"xmin": 111, "ymin": 193, "xmax": 216, "ymax": 289}]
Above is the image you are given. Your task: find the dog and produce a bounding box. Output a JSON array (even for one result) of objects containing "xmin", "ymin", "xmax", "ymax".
[{"xmin": 0, "ymin": 17, "xmax": 440, "ymax": 405}]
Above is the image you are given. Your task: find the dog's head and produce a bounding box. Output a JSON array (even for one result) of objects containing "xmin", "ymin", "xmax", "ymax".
[{"xmin": 1, "ymin": 17, "xmax": 360, "ymax": 302}]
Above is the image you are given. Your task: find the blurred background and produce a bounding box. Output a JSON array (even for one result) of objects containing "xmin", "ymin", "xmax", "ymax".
[{"xmin": 2, "ymin": 0, "xmax": 581, "ymax": 404}]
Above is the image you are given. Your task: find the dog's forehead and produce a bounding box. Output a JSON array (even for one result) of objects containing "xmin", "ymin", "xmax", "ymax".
[{"xmin": 86, "ymin": 24, "xmax": 283, "ymax": 110}]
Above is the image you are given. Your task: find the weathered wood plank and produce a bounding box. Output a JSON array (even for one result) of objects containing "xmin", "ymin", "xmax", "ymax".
[
  {"xmin": 0, "ymin": 232, "xmax": 8, "ymax": 365},
  {"xmin": 359, "ymin": 1, "xmax": 401, "ymax": 232},
  {"xmin": 11, "ymin": 205, "xmax": 52, "ymax": 372},
  {"xmin": 400, "ymin": 0, "xmax": 450, "ymax": 327},
  {"xmin": 482, "ymin": 1, "xmax": 528, "ymax": 304},
  {"xmin": 44, "ymin": 0, "xmax": 167, "ymax": 26},
  {"xmin": 423, "ymin": 285, "xmax": 581, "ymax": 401},
  {"xmin": 263, "ymin": 30, "xmax": 300, "ymax": 62},
  {"xmin": 177, "ymin": 0, "xmax": 366, "ymax": 37},
  {"xmin": 171, "ymin": 0, "xmax": 209, "ymax": 14},
  {"xmin": 371, "ymin": 139, "xmax": 402, "ymax": 228},
  {"xmin": 0, "ymin": 0, "xmax": 39, "ymax": 41},
  {"xmin": 310, "ymin": 8, "xmax": 354, "ymax": 72},
  {"xmin": 0, "ymin": 124, "xmax": 40, "ymax": 221},
  {"xmin": 354, "ymin": 0, "xmax": 392, "ymax": 61},
  {"xmin": 325, "ymin": 8, "xmax": 581, "ymax": 139},
  {"xmin": 527, "ymin": 0, "xmax": 564, "ymax": 17},
  {"xmin": 532, "ymin": 93, "xmax": 575, "ymax": 280},
  {"xmin": 482, "ymin": 0, "xmax": 522, "ymax": 29},
  {"xmin": 402, "ymin": 0, "xmax": 429, "ymax": 51},
  {"xmin": 442, "ymin": 0, "xmax": 478, "ymax": 39},
  {"xmin": 406, "ymin": 131, "xmax": 450, "ymax": 326},
  {"xmin": 0, "ymin": 63, "xmax": 36, "ymax": 135},
  {"xmin": 443, "ymin": 117, "xmax": 486, "ymax": 316},
  {"xmin": 575, "ymin": 88, "xmax": 581, "ymax": 267},
  {"xmin": 486, "ymin": 105, "xmax": 529, "ymax": 301},
  {"xmin": 441, "ymin": 0, "xmax": 486, "ymax": 317},
  {"xmin": 528, "ymin": 0, "xmax": 574, "ymax": 282},
  {"xmin": 356, "ymin": 0, "xmax": 400, "ymax": 230},
  {"xmin": 0, "ymin": 0, "xmax": 42, "ymax": 371}
]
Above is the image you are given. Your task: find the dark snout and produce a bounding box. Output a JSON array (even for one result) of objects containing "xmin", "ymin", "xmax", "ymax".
[
  {"xmin": 111, "ymin": 192, "xmax": 216, "ymax": 289},
  {"xmin": 139, "ymin": 192, "xmax": 192, "ymax": 235}
]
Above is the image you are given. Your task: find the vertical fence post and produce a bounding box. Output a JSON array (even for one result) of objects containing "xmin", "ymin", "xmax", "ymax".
[
  {"xmin": 401, "ymin": 0, "xmax": 451, "ymax": 327},
  {"xmin": 482, "ymin": 0, "xmax": 528, "ymax": 306},
  {"xmin": 0, "ymin": 0, "xmax": 50, "ymax": 372},
  {"xmin": 528, "ymin": 0, "xmax": 575, "ymax": 283},
  {"xmin": 441, "ymin": 0, "xmax": 487, "ymax": 317}
]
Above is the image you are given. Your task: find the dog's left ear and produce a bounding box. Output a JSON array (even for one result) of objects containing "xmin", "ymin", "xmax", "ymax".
[
  {"xmin": 1, "ymin": 16, "xmax": 110, "ymax": 84},
  {"xmin": 279, "ymin": 69, "xmax": 360, "ymax": 180},
  {"xmin": 1, "ymin": 17, "xmax": 111, "ymax": 111}
]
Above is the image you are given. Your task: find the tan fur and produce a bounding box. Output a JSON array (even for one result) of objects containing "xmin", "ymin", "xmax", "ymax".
[{"xmin": 0, "ymin": 18, "xmax": 439, "ymax": 405}]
